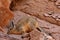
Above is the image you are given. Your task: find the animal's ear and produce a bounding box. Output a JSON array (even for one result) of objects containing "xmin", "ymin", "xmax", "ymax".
[{"xmin": 7, "ymin": 21, "xmax": 14, "ymax": 29}]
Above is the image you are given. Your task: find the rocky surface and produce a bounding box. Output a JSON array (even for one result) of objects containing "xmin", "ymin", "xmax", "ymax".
[
  {"xmin": 0, "ymin": 0, "xmax": 13, "ymax": 32},
  {"xmin": 10, "ymin": 0, "xmax": 60, "ymax": 26},
  {"xmin": 0, "ymin": 0, "xmax": 60, "ymax": 40}
]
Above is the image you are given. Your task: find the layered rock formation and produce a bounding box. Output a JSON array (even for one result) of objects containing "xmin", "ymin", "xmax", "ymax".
[
  {"xmin": 10, "ymin": 0, "xmax": 60, "ymax": 26},
  {"xmin": 0, "ymin": 0, "xmax": 60, "ymax": 40}
]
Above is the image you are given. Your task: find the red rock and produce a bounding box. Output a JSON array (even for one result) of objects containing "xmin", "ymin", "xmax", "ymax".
[
  {"xmin": 0, "ymin": 0, "xmax": 12, "ymax": 8},
  {"xmin": 0, "ymin": 7, "xmax": 13, "ymax": 32}
]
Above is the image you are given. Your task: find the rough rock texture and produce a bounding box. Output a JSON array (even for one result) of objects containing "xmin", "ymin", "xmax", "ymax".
[
  {"xmin": 0, "ymin": 0, "xmax": 13, "ymax": 34},
  {"xmin": 0, "ymin": 0, "xmax": 60, "ymax": 40},
  {"xmin": 10, "ymin": 0, "xmax": 60, "ymax": 26},
  {"xmin": 0, "ymin": 7, "xmax": 13, "ymax": 27},
  {"xmin": 0, "ymin": 32, "xmax": 19, "ymax": 40},
  {"xmin": 7, "ymin": 11, "xmax": 56, "ymax": 40},
  {"xmin": 0, "ymin": 0, "xmax": 12, "ymax": 8}
]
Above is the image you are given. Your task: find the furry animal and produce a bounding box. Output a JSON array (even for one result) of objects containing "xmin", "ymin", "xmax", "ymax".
[{"xmin": 7, "ymin": 16, "xmax": 38, "ymax": 35}]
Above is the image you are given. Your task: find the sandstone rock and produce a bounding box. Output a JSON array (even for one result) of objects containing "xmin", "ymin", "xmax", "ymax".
[
  {"xmin": 10, "ymin": 0, "xmax": 60, "ymax": 26},
  {"xmin": 0, "ymin": 0, "xmax": 14, "ymax": 32},
  {"xmin": 0, "ymin": 0, "xmax": 60, "ymax": 40},
  {"xmin": 0, "ymin": 7, "xmax": 13, "ymax": 32},
  {"xmin": 0, "ymin": 0, "xmax": 12, "ymax": 8},
  {"xmin": 0, "ymin": 32, "xmax": 19, "ymax": 40}
]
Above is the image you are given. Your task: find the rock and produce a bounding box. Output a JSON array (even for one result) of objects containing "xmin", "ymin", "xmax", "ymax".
[
  {"xmin": 55, "ymin": 0, "xmax": 60, "ymax": 9},
  {"xmin": 0, "ymin": 0, "xmax": 12, "ymax": 8},
  {"xmin": 0, "ymin": 0, "xmax": 60, "ymax": 40},
  {"xmin": 0, "ymin": 32, "xmax": 19, "ymax": 40},
  {"xmin": 0, "ymin": 0, "xmax": 14, "ymax": 32},
  {"xmin": 0, "ymin": 7, "xmax": 14, "ymax": 32},
  {"xmin": 10, "ymin": 0, "xmax": 60, "ymax": 26}
]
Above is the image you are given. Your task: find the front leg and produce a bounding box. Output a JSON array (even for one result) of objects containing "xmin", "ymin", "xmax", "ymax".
[{"xmin": 7, "ymin": 21, "xmax": 14, "ymax": 34}]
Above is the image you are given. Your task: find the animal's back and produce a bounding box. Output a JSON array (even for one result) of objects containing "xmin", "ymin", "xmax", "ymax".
[{"xmin": 8, "ymin": 16, "xmax": 38, "ymax": 35}]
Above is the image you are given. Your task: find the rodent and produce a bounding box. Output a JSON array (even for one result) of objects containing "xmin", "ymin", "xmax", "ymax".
[{"xmin": 7, "ymin": 16, "xmax": 39, "ymax": 35}]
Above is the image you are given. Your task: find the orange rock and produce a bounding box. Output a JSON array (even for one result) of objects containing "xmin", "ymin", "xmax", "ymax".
[
  {"xmin": 0, "ymin": 7, "xmax": 14, "ymax": 32},
  {"xmin": 0, "ymin": 0, "xmax": 13, "ymax": 32},
  {"xmin": 0, "ymin": 0, "xmax": 11, "ymax": 8}
]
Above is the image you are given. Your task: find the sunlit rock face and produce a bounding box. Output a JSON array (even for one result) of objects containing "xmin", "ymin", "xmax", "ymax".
[
  {"xmin": 10, "ymin": 0, "xmax": 60, "ymax": 26},
  {"xmin": 0, "ymin": 7, "xmax": 13, "ymax": 27},
  {"xmin": 0, "ymin": 0, "xmax": 60, "ymax": 40},
  {"xmin": 0, "ymin": 0, "xmax": 12, "ymax": 8},
  {"xmin": 0, "ymin": 0, "xmax": 14, "ymax": 32}
]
